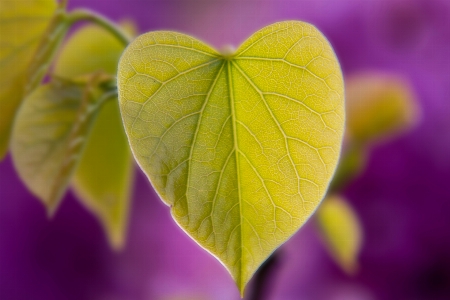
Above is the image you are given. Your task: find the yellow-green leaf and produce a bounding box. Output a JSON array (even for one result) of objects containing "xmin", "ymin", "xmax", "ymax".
[
  {"xmin": 0, "ymin": 0, "xmax": 61, "ymax": 160},
  {"xmin": 316, "ymin": 195, "xmax": 363, "ymax": 274},
  {"xmin": 54, "ymin": 24, "xmax": 134, "ymax": 249},
  {"xmin": 345, "ymin": 72, "xmax": 419, "ymax": 144},
  {"xmin": 11, "ymin": 79, "xmax": 100, "ymax": 215},
  {"xmin": 54, "ymin": 24, "xmax": 128, "ymax": 78},
  {"xmin": 118, "ymin": 21, "xmax": 345, "ymax": 295},
  {"xmin": 25, "ymin": 7, "xmax": 70, "ymax": 94}
]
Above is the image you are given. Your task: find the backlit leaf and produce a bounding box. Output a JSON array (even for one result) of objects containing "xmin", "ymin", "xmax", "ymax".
[
  {"xmin": 0, "ymin": 0, "xmax": 64, "ymax": 160},
  {"xmin": 316, "ymin": 195, "xmax": 363, "ymax": 274},
  {"xmin": 54, "ymin": 24, "xmax": 134, "ymax": 249},
  {"xmin": 118, "ymin": 21, "xmax": 345, "ymax": 295},
  {"xmin": 11, "ymin": 78, "xmax": 101, "ymax": 215}
]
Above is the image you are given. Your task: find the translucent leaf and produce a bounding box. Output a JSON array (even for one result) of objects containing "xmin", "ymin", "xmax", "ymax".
[
  {"xmin": 345, "ymin": 72, "xmax": 419, "ymax": 144},
  {"xmin": 0, "ymin": 0, "xmax": 63, "ymax": 160},
  {"xmin": 118, "ymin": 21, "xmax": 345, "ymax": 295},
  {"xmin": 316, "ymin": 195, "xmax": 363, "ymax": 274},
  {"xmin": 54, "ymin": 24, "xmax": 134, "ymax": 249},
  {"xmin": 11, "ymin": 79, "xmax": 100, "ymax": 215}
]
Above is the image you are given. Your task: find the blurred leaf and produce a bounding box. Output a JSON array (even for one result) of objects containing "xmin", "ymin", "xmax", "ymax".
[
  {"xmin": 316, "ymin": 195, "xmax": 363, "ymax": 274},
  {"xmin": 54, "ymin": 24, "xmax": 134, "ymax": 249},
  {"xmin": 329, "ymin": 142, "xmax": 367, "ymax": 192},
  {"xmin": 118, "ymin": 21, "xmax": 345, "ymax": 295},
  {"xmin": 0, "ymin": 0, "xmax": 58, "ymax": 160},
  {"xmin": 11, "ymin": 78, "xmax": 101, "ymax": 215},
  {"xmin": 25, "ymin": 6, "xmax": 71, "ymax": 94},
  {"xmin": 54, "ymin": 24, "xmax": 126, "ymax": 78},
  {"xmin": 345, "ymin": 72, "xmax": 419, "ymax": 144}
]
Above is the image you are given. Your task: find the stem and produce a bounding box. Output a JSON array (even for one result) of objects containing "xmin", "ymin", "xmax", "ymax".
[
  {"xmin": 95, "ymin": 89, "xmax": 118, "ymax": 110},
  {"xmin": 66, "ymin": 9, "xmax": 131, "ymax": 46},
  {"xmin": 249, "ymin": 251, "xmax": 280, "ymax": 300}
]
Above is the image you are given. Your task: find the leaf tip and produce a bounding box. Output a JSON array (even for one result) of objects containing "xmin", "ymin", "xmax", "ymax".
[
  {"xmin": 45, "ymin": 201, "xmax": 60, "ymax": 219},
  {"xmin": 239, "ymin": 286, "xmax": 246, "ymax": 299},
  {"xmin": 107, "ymin": 226, "xmax": 127, "ymax": 251}
]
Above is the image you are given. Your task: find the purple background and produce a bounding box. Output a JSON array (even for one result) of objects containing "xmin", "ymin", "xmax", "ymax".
[{"xmin": 1, "ymin": 0, "xmax": 450, "ymax": 299}]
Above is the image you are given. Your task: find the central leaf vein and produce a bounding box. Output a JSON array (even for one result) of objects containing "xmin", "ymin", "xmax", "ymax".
[{"xmin": 185, "ymin": 61, "xmax": 225, "ymax": 224}]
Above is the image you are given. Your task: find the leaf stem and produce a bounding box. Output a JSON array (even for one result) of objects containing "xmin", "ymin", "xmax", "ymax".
[
  {"xmin": 66, "ymin": 9, "xmax": 131, "ymax": 46},
  {"xmin": 95, "ymin": 89, "xmax": 118, "ymax": 110}
]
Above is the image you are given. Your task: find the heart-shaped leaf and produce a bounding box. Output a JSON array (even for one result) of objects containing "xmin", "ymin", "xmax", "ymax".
[
  {"xmin": 54, "ymin": 24, "xmax": 134, "ymax": 249},
  {"xmin": 11, "ymin": 78, "xmax": 103, "ymax": 215},
  {"xmin": 0, "ymin": 0, "xmax": 67, "ymax": 160},
  {"xmin": 118, "ymin": 21, "xmax": 344, "ymax": 295}
]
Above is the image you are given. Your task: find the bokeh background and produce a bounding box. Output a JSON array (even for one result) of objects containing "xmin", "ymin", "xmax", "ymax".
[{"xmin": 1, "ymin": 0, "xmax": 450, "ymax": 299}]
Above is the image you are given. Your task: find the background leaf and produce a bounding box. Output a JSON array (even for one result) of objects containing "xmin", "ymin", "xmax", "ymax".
[
  {"xmin": 0, "ymin": 0, "xmax": 59, "ymax": 160},
  {"xmin": 25, "ymin": 6, "xmax": 70, "ymax": 94},
  {"xmin": 54, "ymin": 24, "xmax": 134, "ymax": 249},
  {"xmin": 118, "ymin": 21, "xmax": 345, "ymax": 294},
  {"xmin": 316, "ymin": 195, "xmax": 363, "ymax": 274},
  {"xmin": 11, "ymin": 79, "xmax": 100, "ymax": 215},
  {"xmin": 345, "ymin": 72, "xmax": 419, "ymax": 145}
]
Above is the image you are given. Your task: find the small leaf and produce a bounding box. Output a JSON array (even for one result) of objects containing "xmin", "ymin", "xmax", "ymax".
[
  {"xmin": 0, "ymin": 0, "xmax": 67, "ymax": 160},
  {"xmin": 345, "ymin": 72, "xmax": 420, "ymax": 144},
  {"xmin": 53, "ymin": 24, "xmax": 127, "ymax": 78},
  {"xmin": 316, "ymin": 195, "xmax": 363, "ymax": 274},
  {"xmin": 11, "ymin": 78, "xmax": 100, "ymax": 215},
  {"xmin": 54, "ymin": 24, "xmax": 134, "ymax": 249},
  {"xmin": 118, "ymin": 21, "xmax": 345, "ymax": 295}
]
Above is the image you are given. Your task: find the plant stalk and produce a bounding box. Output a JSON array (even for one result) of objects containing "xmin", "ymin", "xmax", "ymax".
[{"xmin": 66, "ymin": 9, "xmax": 131, "ymax": 46}]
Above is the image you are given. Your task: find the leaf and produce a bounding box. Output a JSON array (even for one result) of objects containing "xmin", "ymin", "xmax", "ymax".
[
  {"xmin": 11, "ymin": 78, "xmax": 100, "ymax": 215},
  {"xmin": 118, "ymin": 21, "xmax": 345, "ymax": 295},
  {"xmin": 345, "ymin": 72, "xmax": 419, "ymax": 145},
  {"xmin": 25, "ymin": 5, "xmax": 71, "ymax": 94},
  {"xmin": 316, "ymin": 195, "xmax": 363, "ymax": 274},
  {"xmin": 53, "ymin": 24, "xmax": 128, "ymax": 78},
  {"xmin": 0, "ymin": 0, "xmax": 65, "ymax": 160},
  {"xmin": 54, "ymin": 24, "xmax": 134, "ymax": 249}
]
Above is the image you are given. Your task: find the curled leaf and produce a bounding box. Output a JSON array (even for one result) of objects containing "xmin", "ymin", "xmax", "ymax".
[{"xmin": 118, "ymin": 21, "xmax": 345, "ymax": 294}]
